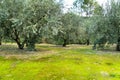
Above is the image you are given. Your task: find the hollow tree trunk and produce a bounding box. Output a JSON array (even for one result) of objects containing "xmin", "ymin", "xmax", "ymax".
[{"xmin": 116, "ymin": 37, "xmax": 120, "ymax": 51}]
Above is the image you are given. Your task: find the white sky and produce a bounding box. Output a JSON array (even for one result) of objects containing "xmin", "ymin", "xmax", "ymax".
[{"xmin": 63, "ymin": 0, "xmax": 108, "ymax": 12}]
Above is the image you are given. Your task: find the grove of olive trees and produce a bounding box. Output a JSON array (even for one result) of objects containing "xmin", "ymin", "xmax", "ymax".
[{"xmin": 0, "ymin": 0, "xmax": 120, "ymax": 51}]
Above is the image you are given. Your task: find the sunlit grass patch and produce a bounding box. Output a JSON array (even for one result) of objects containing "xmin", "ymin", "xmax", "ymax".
[{"xmin": 0, "ymin": 43, "xmax": 120, "ymax": 80}]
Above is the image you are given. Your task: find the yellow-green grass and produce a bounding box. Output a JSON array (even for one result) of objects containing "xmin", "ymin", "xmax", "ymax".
[{"xmin": 0, "ymin": 43, "xmax": 120, "ymax": 80}]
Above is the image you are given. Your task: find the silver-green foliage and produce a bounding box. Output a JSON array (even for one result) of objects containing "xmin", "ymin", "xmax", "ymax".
[
  {"xmin": 93, "ymin": 0, "xmax": 120, "ymax": 50},
  {"xmin": 0, "ymin": 0, "xmax": 61, "ymax": 50},
  {"xmin": 55, "ymin": 12, "xmax": 81, "ymax": 46}
]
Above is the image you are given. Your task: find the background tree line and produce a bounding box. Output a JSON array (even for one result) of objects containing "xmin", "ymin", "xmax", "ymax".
[{"xmin": 0, "ymin": 0, "xmax": 120, "ymax": 51}]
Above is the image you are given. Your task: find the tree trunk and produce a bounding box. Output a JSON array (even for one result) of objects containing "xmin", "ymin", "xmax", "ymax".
[
  {"xmin": 12, "ymin": 29, "xmax": 24, "ymax": 49},
  {"xmin": 0, "ymin": 37, "xmax": 2, "ymax": 45},
  {"xmin": 14, "ymin": 37, "xmax": 24, "ymax": 50},
  {"xmin": 0, "ymin": 39, "xmax": 2, "ymax": 45},
  {"xmin": 63, "ymin": 39, "xmax": 67, "ymax": 47},
  {"xmin": 0, "ymin": 41, "xmax": 1, "ymax": 45},
  {"xmin": 27, "ymin": 42, "xmax": 36, "ymax": 51},
  {"xmin": 16, "ymin": 41, "xmax": 24, "ymax": 50},
  {"xmin": 26, "ymin": 36, "xmax": 36, "ymax": 51},
  {"xmin": 116, "ymin": 37, "xmax": 120, "ymax": 51},
  {"xmin": 93, "ymin": 43, "xmax": 96, "ymax": 50},
  {"xmin": 86, "ymin": 39, "xmax": 90, "ymax": 45}
]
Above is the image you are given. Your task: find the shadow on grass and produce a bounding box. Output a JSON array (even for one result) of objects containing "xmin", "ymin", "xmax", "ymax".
[
  {"xmin": 110, "ymin": 73, "xmax": 120, "ymax": 78},
  {"xmin": 0, "ymin": 44, "xmax": 54, "ymax": 54}
]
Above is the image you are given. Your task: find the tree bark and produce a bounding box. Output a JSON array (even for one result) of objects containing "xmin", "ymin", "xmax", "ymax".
[
  {"xmin": 116, "ymin": 37, "xmax": 120, "ymax": 51},
  {"xmin": 12, "ymin": 35, "xmax": 24, "ymax": 49},
  {"xmin": 0, "ymin": 41, "xmax": 1, "ymax": 45},
  {"xmin": 63, "ymin": 39, "xmax": 67, "ymax": 47},
  {"xmin": 86, "ymin": 39, "xmax": 90, "ymax": 45},
  {"xmin": 0, "ymin": 36, "xmax": 2, "ymax": 45},
  {"xmin": 26, "ymin": 36, "xmax": 36, "ymax": 51},
  {"xmin": 16, "ymin": 40, "xmax": 24, "ymax": 49},
  {"xmin": 27, "ymin": 42, "xmax": 36, "ymax": 51},
  {"xmin": 11, "ymin": 29, "xmax": 24, "ymax": 49}
]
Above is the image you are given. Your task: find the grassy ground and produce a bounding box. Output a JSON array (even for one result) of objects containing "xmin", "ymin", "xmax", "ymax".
[{"xmin": 0, "ymin": 43, "xmax": 120, "ymax": 80}]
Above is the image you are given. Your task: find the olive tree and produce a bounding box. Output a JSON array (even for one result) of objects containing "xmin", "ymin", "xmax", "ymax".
[
  {"xmin": 22, "ymin": 0, "xmax": 61, "ymax": 50},
  {"xmin": 54, "ymin": 12, "xmax": 81, "ymax": 47},
  {"xmin": 92, "ymin": 0, "xmax": 120, "ymax": 51},
  {"xmin": 105, "ymin": 0, "xmax": 120, "ymax": 51},
  {"xmin": 0, "ymin": 0, "xmax": 62, "ymax": 50},
  {"xmin": 73, "ymin": 0, "xmax": 100, "ymax": 45}
]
